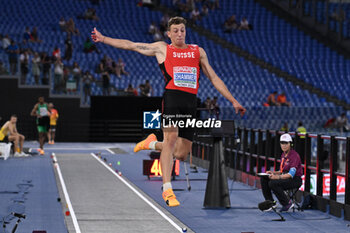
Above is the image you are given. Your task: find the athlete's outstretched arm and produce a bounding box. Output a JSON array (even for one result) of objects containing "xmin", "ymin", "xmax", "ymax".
[
  {"xmin": 91, "ymin": 27, "xmax": 166, "ymax": 57},
  {"xmin": 199, "ymin": 47, "xmax": 246, "ymax": 116}
]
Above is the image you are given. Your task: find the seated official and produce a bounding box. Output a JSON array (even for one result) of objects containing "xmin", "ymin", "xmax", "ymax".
[
  {"xmin": 260, "ymin": 133, "xmax": 303, "ymax": 212},
  {"xmin": 0, "ymin": 115, "xmax": 29, "ymax": 157}
]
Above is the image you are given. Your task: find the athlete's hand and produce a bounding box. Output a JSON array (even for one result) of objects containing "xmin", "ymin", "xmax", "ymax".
[
  {"xmin": 91, "ymin": 27, "xmax": 104, "ymax": 43},
  {"xmin": 232, "ymin": 101, "xmax": 246, "ymax": 117}
]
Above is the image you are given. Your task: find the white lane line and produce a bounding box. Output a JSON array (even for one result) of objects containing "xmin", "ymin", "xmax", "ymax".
[
  {"xmin": 30, "ymin": 147, "xmax": 108, "ymax": 150},
  {"xmin": 53, "ymin": 153, "xmax": 81, "ymax": 233},
  {"xmin": 106, "ymin": 148, "xmax": 115, "ymax": 154},
  {"xmin": 90, "ymin": 153, "xmax": 183, "ymax": 233}
]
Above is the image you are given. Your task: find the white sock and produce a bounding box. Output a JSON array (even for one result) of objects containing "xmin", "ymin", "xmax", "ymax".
[
  {"xmin": 163, "ymin": 182, "xmax": 172, "ymax": 191},
  {"xmin": 149, "ymin": 141, "xmax": 157, "ymax": 150}
]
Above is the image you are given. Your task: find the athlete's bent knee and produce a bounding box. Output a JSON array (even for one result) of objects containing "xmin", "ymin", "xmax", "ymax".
[
  {"xmin": 174, "ymin": 153, "xmax": 189, "ymax": 161},
  {"xmin": 174, "ymin": 148, "xmax": 191, "ymax": 161}
]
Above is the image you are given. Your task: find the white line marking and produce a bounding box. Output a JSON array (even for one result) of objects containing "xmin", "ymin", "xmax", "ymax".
[
  {"xmin": 90, "ymin": 153, "xmax": 183, "ymax": 233},
  {"xmin": 30, "ymin": 147, "xmax": 108, "ymax": 151},
  {"xmin": 106, "ymin": 148, "xmax": 115, "ymax": 154},
  {"xmin": 53, "ymin": 153, "xmax": 81, "ymax": 233},
  {"xmin": 30, "ymin": 147, "xmax": 106, "ymax": 151}
]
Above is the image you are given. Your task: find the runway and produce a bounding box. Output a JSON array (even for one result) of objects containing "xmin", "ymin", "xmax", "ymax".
[{"xmin": 0, "ymin": 142, "xmax": 349, "ymax": 233}]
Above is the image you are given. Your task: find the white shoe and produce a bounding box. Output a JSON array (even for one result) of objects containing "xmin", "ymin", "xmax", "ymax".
[
  {"xmin": 20, "ymin": 152, "xmax": 30, "ymax": 157},
  {"xmin": 14, "ymin": 152, "xmax": 23, "ymax": 157}
]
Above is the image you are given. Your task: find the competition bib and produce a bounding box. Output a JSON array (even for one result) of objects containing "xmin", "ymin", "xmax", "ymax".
[
  {"xmin": 39, "ymin": 107, "xmax": 48, "ymax": 116},
  {"xmin": 173, "ymin": 66, "xmax": 197, "ymax": 89}
]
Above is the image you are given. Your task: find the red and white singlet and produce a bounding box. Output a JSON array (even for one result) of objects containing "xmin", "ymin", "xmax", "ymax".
[{"xmin": 159, "ymin": 44, "xmax": 201, "ymax": 95}]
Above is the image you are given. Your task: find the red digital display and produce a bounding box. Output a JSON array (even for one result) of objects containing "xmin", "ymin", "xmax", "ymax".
[{"xmin": 143, "ymin": 159, "xmax": 180, "ymax": 178}]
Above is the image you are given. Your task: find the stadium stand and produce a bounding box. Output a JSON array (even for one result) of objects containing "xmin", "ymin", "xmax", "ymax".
[{"xmin": 184, "ymin": 0, "xmax": 350, "ymax": 104}]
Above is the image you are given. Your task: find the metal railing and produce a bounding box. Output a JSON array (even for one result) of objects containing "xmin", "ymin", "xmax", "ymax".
[{"xmin": 192, "ymin": 124, "xmax": 350, "ymax": 217}]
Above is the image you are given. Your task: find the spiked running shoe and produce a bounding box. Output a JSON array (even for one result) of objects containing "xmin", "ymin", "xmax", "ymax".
[
  {"xmin": 162, "ymin": 188, "xmax": 180, "ymax": 207},
  {"xmin": 134, "ymin": 133, "xmax": 157, "ymax": 153},
  {"xmin": 37, "ymin": 148, "xmax": 45, "ymax": 155}
]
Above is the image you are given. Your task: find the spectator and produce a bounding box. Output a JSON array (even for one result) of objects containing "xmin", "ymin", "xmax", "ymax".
[
  {"xmin": 280, "ymin": 122, "xmax": 289, "ymax": 132},
  {"xmin": 324, "ymin": 117, "xmax": 336, "ymax": 129},
  {"xmin": 335, "ymin": 113, "xmax": 349, "ymax": 133},
  {"xmin": 186, "ymin": 0, "xmax": 195, "ymax": 12},
  {"xmin": 19, "ymin": 49, "xmax": 29, "ymax": 85},
  {"xmin": 7, "ymin": 40, "xmax": 19, "ymax": 75},
  {"xmin": 204, "ymin": 97, "xmax": 212, "ymax": 118},
  {"xmin": 48, "ymin": 103, "xmax": 59, "ymax": 145},
  {"xmin": 224, "ymin": 15, "xmax": 238, "ymax": 33},
  {"xmin": 0, "ymin": 115, "xmax": 29, "ymax": 157},
  {"xmin": 160, "ymin": 13, "xmax": 170, "ymax": 33},
  {"xmin": 211, "ymin": 96, "xmax": 220, "ymax": 119},
  {"xmin": 66, "ymin": 18, "xmax": 80, "ymax": 35},
  {"xmin": 190, "ymin": 7, "xmax": 201, "ymax": 22},
  {"xmin": 296, "ymin": 121, "xmax": 306, "ymax": 162},
  {"xmin": 78, "ymin": 8, "xmax": 95, "ymax": 20},
  {"xmin": 96, "ymin": 61, "xmax": 104, "ymax": 74},
  {"xmin": 115, "ymin": 58, "xmax": 129, "ymax": 78},
  {"xmin": 148, "ymin": 22, "xmax": 158, "ymax": 35},
  {"xmin": 2, "ymin": 34, "xmax": 11, "ymax": 50},
  {"xmin": 153, "ymin": 28, "xmax": 164, "ymax": 42},
  {"xmin": 239, "ymin": 17, "xmax": 251, "ymax": 30},
  {"xmin": 82, "ymin": 71, "xmax": 94, "ymax": 104},
  {"xmin": 102, "ymin": 68, "xmax": 110, "ymax": 96},
  {"xmin": 52, "ymin": 46, "xmax": 61, "ymax": 60},
  {"xmin": 201, "ymin": 5, "xmax": 209, "ymax": 17},
  {"xmin": 296, "ymin": 121, "xmax": 307, "ymax": 138},
  {"xmin": 59, "ymin": 17, "xmax": 67, "ymax": 32},
  {"xmin": 63, "ymin": 66, "xmax": 70, "ymax": 93},
  {"xmin": 41, "ymin": 52, "xmax": 51, "ymax": 85},
  {"xmin": 267, "ymin": 91, "xmax": 280, "ymax": 106},
  {"xmin": 205, "ymin": 97, "xmax": 211, "ymax": 109},
  {"xmin": 31, "ymin": 27, "xmax": 42, "ymax": 43},
  {"xmin": 277, "ymin": 92, "xmax": 291, "ymax": 106},
  {"xmin": 101, "ymin": 55, "xmax": 113, "ymax": 72},
  {"xmin": 144, "ymin": 80, "xmax": 153, "ymax": 97},
  {"xmin": 22, "ymin": 27, "xmax": 32, "ymax": 42},
  {"xmin": 84, "ymin": 8, "xmax": 99, "ymax": 21},
  {"xmin": 63, "ymin": 34, "xmax": 73, "ymax": 61},
  {"xmin": 125, "ymin": 84, "xmax": 138, "ymax": 96},
  {"xmin": 139, "ymin": 84, "xmax": 147, "ymax": 97},
  {"xmin": 54, "ymin": 58, "xmax": 64, "ymax": 93},
  {"xmin": 72, "ymin": 62, "xmax": 82, "ymax": 88},
  {"xmin": 32, "ymin": 52, "xmax": 41, "ymax": 84},
  {"xmin": 83, "ymin": 37, "xmax": 100, "ymax": 53},
  {"xmin": 0, "ymin": 61, "xmax": 9, "ymax": 75}
]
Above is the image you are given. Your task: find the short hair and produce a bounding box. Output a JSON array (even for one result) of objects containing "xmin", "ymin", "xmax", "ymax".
[
  {"xmin": 10, "ymin": 114, "xmax": 17, "ymax": 118},
  {"xmin": 167, "ymin": 17, "xmax": 187, "ymax": 31}
]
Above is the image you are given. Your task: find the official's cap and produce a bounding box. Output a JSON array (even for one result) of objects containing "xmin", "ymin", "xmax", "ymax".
[{"xmin": 280, "ymin": 133, "xmax": 293, "ymax": 142}]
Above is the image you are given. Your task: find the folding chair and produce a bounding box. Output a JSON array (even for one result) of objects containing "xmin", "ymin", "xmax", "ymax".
[{"xmin": 285, "ymin": 188, "xmax": 303, "ymax": 212}]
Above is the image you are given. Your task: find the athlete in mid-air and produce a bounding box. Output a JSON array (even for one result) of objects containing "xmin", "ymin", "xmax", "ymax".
[{"xmin": 92, "ymin": 16, "xmax": 246, "ymax": 207}]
